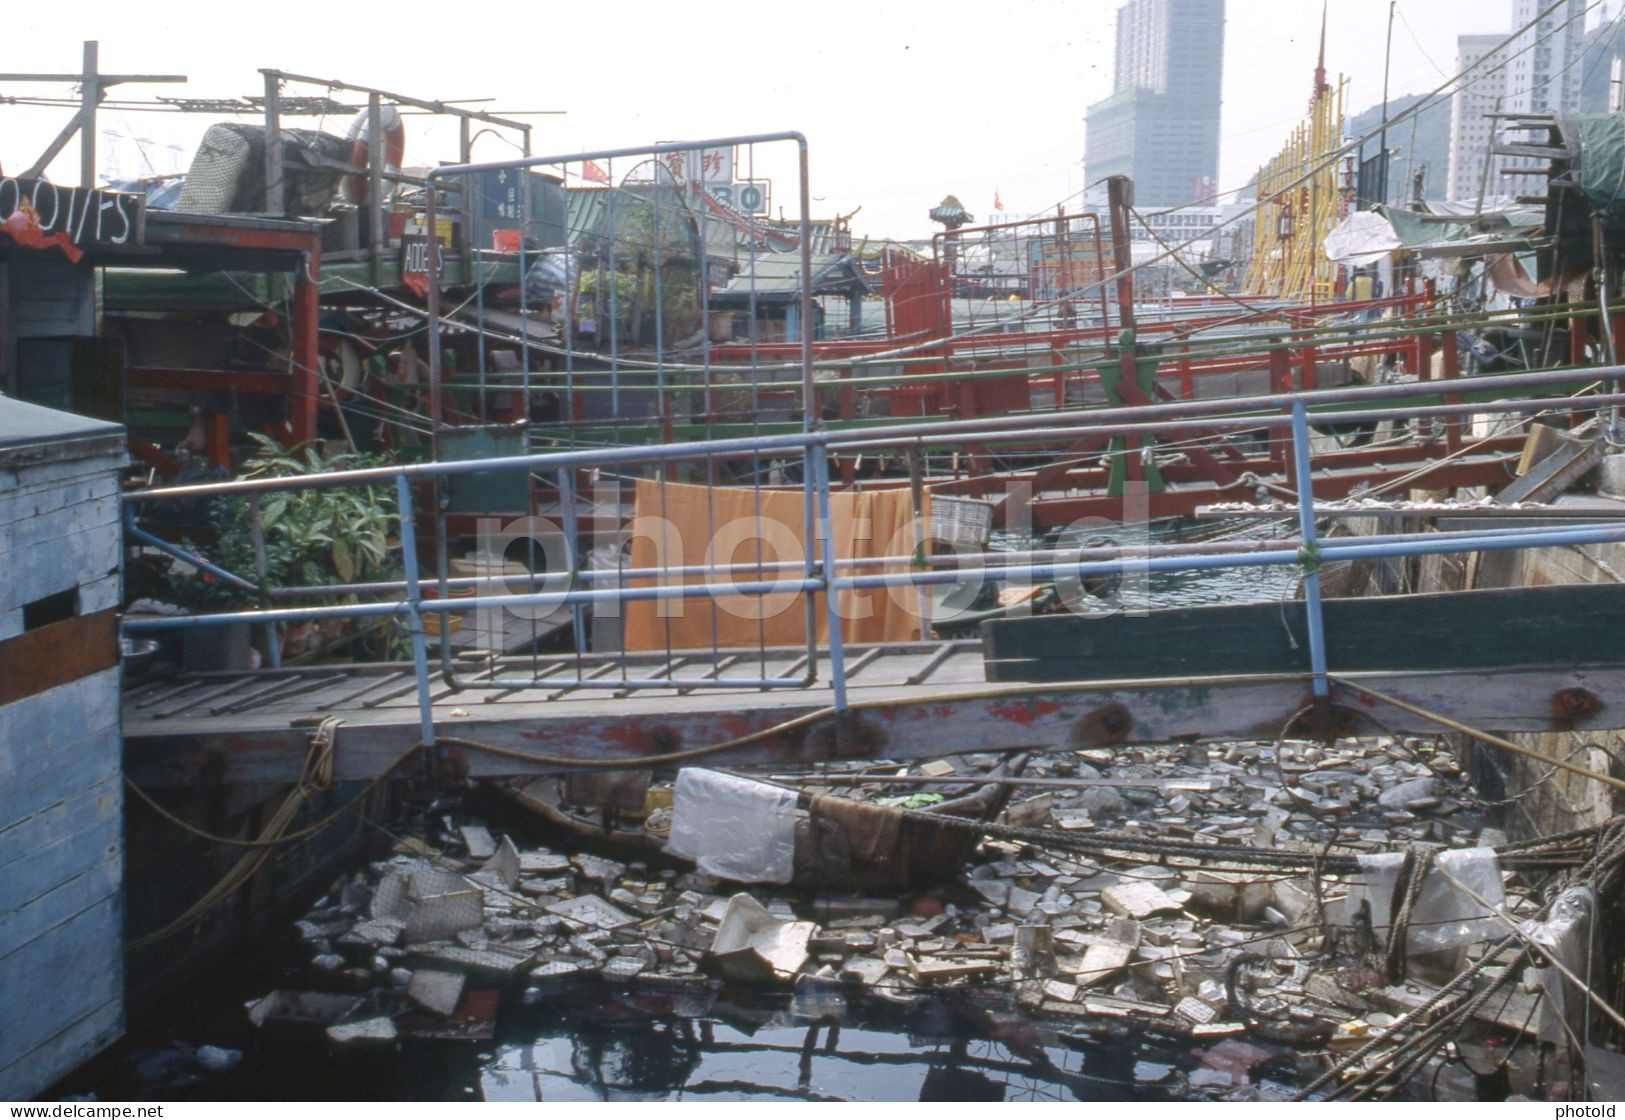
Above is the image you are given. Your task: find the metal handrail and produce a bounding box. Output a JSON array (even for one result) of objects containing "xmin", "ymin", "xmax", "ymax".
[{"xmin": 120, "ymin": 364, "xmax": 1625, "ymax": 506}]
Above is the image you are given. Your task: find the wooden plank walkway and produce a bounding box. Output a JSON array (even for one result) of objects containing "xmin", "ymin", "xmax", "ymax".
[{"xmin": 123, "ymin": 635, "xmax": 1625, "ymax": 788}]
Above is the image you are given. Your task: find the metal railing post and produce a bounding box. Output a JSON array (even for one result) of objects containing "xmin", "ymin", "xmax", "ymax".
[
  {"xmin": 248, "ymin": 495, "xmax": 282, "ymax": 669},
  {"xmin": 1290, "ymin": 401, "xmax": 1330, "ymax": 699},
  {"xmin": 811, "ymin": 447, "xmax": 848, "ymax": 712},
  {"xmin": 394, "ymin": 475, "xmax": 437, "ymax": 746},
  {"xmin": 558, "ymin": 467, "xmax": 588, "ymax": 657}
]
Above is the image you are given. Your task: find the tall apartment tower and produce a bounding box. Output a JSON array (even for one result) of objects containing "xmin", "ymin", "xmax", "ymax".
[
  {"xmin": 1446, "ymin": 34, "xmax": 1508, "ymax": 201},
  {"xmin": 1084, "ymin": 0, "xmax": 1226, "ymax": 207},
  {"xmin": 1446, "ymin": 0, "xmax": 1587, "ymax": 201},
  {"xmin": 1505, "ymin": 0, "xmax": 1586, "ymax": 115}
]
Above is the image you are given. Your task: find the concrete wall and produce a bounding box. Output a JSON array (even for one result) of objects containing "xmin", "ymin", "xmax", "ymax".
[{"xmin": 0, "ymin": 427, "xmax": 125, "ymax": 1099}]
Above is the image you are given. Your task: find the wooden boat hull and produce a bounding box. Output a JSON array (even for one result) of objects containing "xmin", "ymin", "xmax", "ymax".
[{"xmin": 508, "ymin": 762, "xmax": 1022, "ymax": 893}]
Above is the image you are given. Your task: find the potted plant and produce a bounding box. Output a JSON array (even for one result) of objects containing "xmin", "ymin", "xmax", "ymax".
[{"xmin": 159, "ymin": 434, "xmax": 405, "ymax": 663}]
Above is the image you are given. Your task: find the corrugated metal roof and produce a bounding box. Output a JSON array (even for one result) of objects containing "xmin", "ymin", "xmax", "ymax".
[{"xmin": 714, "ymin": 252, "xmax": 870, "ymax": 300}]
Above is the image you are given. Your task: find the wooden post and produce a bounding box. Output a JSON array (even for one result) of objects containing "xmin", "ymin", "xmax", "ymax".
[
  {"xmin": 291, "ymin": 241, "xmax": 321, "ymax": 447},
  {"xmin": 205, "ymin": 411, "xmax": 231, "ymax": 471},
  {"xmin": 1268, "ymin": 344, "xmax": 1292, "ymax": 396},
  {"xmin": 1106, "ymin": 177, "xmax": 1141, "ymax": 484},
  {"xmin": 907, "ymin": 447, "xmax": 931, "ymax": 642},
  {"xmin": 262, "ymin": 72, "xmax": 284, "ymax": 216},
  {"xmin": 79, "ymin": 42, "xmax": 99, "ymax": 188},
  {"xmin": 367, "ymin": 93, "xmax": 384, "ymax": 287},
  {"xmin": 1441, "ymin": 329, "xmax": 1462, "ymax": 452},
  {"xmin": 1268, "ymin": 344, "xmax": 1292, "ymax": 474},
  {"xmin": 1106, "ymin": 177, "xmax": 1136, "ymax": 337},
  {"xmin": 839, "ymin": 367, "xmax": 856, "ymax": 486},
  {"xmin": 11, "ymin": 47, "xmax": 184, "ymax": 181},
  {"xmin": 457, "ymin": 115, "xmax": 472, "ymax": 267}
]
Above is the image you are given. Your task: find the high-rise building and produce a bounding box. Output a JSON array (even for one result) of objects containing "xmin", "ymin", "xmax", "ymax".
[
  {"xmin": 1446, "ymin": 0, "xmax": 1588, "ymax": 202},
  {"xmin": 1505, "ymin": 0, "xmax": 1586, "ymax": 115},
  {"xmin": 1084, "ymin": 0, "xmax": 1225, "ymax": 208},
  {"xmin": 1446, "ymin": 34, "xmax": 1507, "ymax": 201}
]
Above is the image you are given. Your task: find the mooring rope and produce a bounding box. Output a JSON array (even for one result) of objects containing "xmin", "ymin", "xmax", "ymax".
[{"xmin": 127, "ymin": 719, "xmax": 412, "ymax": 951}]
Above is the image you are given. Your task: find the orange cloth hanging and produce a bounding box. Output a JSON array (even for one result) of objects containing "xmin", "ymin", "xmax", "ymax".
[{"xmin": 622, "ymin": 479, "xmax": 927, "ymax": 651}]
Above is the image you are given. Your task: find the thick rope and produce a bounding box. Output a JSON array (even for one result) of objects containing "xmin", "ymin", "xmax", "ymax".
[
  {"xmin": 127, "ymin": 719, "xmax": 394, "ymax": 952},
  {"xmin": 1384, "ymin": 845, "xmax": 1437, "ymax": 984},
  {"xmin": 124, "ymin": 736, "xmax": 419, "ymax": 850}
]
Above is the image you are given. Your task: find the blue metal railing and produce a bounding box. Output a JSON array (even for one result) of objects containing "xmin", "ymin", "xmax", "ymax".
[{"xmin": 122, "ymin": 362, "xmax": 1625, "ymax": 749}]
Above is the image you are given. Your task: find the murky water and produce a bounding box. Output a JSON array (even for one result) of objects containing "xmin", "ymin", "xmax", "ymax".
[
  {"xmin": 997, "ymin": 515, "xmax": 1302, "ymax": 611},
  {"xmin": 65, "ymin": 968, "xmax": 1265, "ymax": 1102},
  {"xmin": 454, "ymin": 986, "xmax": 1211, "ymax": 1103}
]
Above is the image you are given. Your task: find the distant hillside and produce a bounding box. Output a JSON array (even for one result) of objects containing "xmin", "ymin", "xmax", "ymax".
[{"xmin": 1344, "ymin": 91, "xmax": 1452, "ymax": 207}]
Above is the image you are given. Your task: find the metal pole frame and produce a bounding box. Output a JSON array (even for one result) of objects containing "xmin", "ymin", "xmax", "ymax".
[
  {"xmin": 1291, "ymin": 401, "xmax": 1330, "ymax": 698},
  {"xmin": 411, "ymin": 133, "xmax": 822, "ymax": 696},
  {"xmin": 394, "ymin": 475, "xmax": 437, "ymax": 746},
  {"xmin": 121, "ymin": 333, "xmax": 1625, "ymax": 703},
  {"xmin": 125, "ymin": 521, "xmax": 1625, "ymax": 631}
]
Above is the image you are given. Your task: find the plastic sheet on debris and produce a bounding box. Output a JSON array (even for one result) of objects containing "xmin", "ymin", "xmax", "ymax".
[
  {"xmin": 666, "ymin": 768, "xmax": 798, "ymax": 885},
  {"xmin": 1520, "ymin": 884, "xmax": 1594, "ymax": 1046},
  {"xmin": 1343, "ymin": 846, "xmax": 1505, "ymax": 953}
]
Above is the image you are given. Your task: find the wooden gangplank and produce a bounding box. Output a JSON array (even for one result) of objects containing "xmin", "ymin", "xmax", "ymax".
[{"xmin": 123, "ymin": 585, "xmax": 1625, "ymax": 789}]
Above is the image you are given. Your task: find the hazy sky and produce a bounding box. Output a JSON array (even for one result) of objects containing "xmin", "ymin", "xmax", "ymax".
[{"xmin": 3, "ymin": 0, "xmax": 1613, "ymax": 239}]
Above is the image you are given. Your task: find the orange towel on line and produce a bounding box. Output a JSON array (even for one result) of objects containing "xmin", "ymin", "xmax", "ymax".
[{"xmin": 622, "ymin": 479, "xmax": 927, "ymax": 651}]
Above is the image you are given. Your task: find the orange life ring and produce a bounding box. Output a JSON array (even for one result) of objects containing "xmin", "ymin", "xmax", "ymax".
[{"xmin": 342, "ymin": 106, "xmax": 405, "ymax": 207}]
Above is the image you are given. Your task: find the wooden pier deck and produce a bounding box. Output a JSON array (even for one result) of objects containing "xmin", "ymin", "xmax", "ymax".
[{"xmin": 124, "ymin": 617, "xmax": 1625, "ymax": 790}]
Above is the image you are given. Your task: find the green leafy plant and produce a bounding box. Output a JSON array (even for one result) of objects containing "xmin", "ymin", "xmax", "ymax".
[{"xmin": 164, "ymin": 434, "xmax": 402, "ymax": 611}]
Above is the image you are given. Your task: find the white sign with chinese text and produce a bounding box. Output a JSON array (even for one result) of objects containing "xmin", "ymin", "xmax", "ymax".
[{"xmin": 663, "ymin": 146, "xmax": 734, "ymax": 185}]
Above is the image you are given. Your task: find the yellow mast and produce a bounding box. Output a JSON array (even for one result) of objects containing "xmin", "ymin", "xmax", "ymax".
[{"xmin": 1244, "ymin": 6, "xmax": 1348, "ymax": 302}]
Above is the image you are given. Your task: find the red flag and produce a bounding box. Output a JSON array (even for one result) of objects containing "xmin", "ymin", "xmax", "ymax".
[
  {"xmin": 994, "ymin": 189, "xmax": 1004, "ymax": 212},
  {"xmin": 582, "ymin": 159, "xmax": 609, "ymax": 184}
]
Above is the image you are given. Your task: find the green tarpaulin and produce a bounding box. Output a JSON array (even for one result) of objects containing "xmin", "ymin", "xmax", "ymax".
[{"xmin": 1574, "ymin": 113, "xmax": 1625, "ymax": 210}]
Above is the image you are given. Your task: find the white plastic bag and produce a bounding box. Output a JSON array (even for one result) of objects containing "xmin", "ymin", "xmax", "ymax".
[
  {"xmin": 665, "ymin": 768, "xmax": 798, "ymax": 884},
  {"xmin": 1342, "ymin": 846, "xmax": 1506, "ymax": 953}
]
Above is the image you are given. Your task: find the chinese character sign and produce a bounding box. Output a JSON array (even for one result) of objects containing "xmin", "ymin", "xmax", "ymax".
[{"xmin": 663, "ymin": 147, "xmax": 734, "ymax": 185}]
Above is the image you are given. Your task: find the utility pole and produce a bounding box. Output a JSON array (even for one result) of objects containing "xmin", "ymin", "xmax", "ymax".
[{"xmin": 1378, "ymin": 1, "xmax": 1395, "ymax": 207}]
